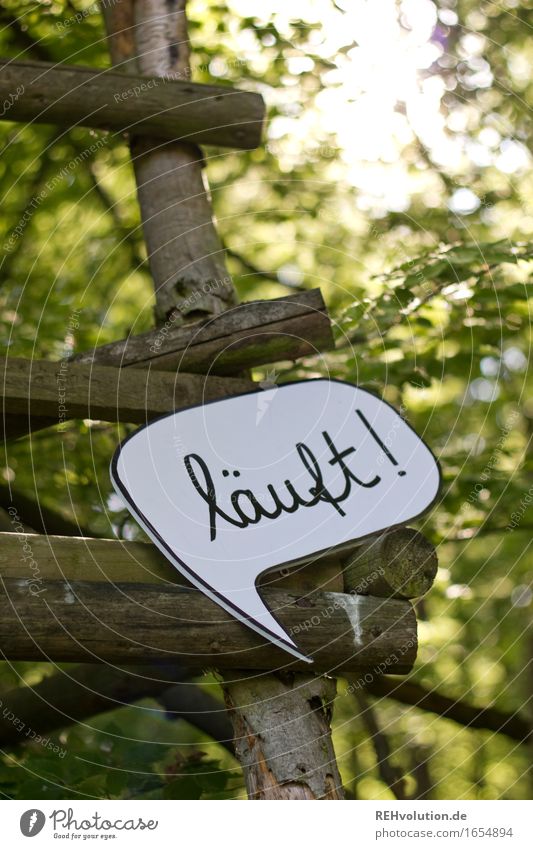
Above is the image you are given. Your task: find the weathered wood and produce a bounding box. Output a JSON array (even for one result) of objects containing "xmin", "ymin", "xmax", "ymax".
[
  {"xmin": 0, "ymin": 532, "xmax": 342, "ymax": 594},
  {"xmin": 0, "ymin": 663, "xmax": 234, "ymax": 752},
  {"xmin": 102, "ymin": 0, "xmax": 344, "ymax": 797},
  {"xmin": 0, "ymin": 577, "xmax": 417, "ymax": 673},
  {"xmin": 0, "ymin": 484, "xmax": 97, "ymax": 537},
  {"xmin": 261, "ymin": 556, "xmax": 344, "ymax": 594},
  {"xmin": 223, "ymin": 672, "xmax": 343, "ymax": 798},
  {"xmin": 72, "ymin": 291, "xmax": 334, "ymax": 375},
  {"xmin": 0, "ymin": 357, "xmax": 254, "ymax": 438},
  {"xmin": 103, "ymin": 1, "xmax": 237, "ymax": 324},
  {"xmin": 0, "ymin": 58, "xmax": 265, "ymax": 150},
  {"xmin": 343, "ymin": 527, "xmax": 438, "ymax": 599}
]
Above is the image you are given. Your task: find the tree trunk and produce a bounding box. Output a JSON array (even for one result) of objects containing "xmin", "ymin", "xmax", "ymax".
[
  {"xmin": 103, "ymin": 0, "xmax": 236, "ymax": 324},
  {"xmin": 103, "ymin": 0, "xmax": 345, "ymax": 799},
  {"xmin": 342, "ymin": 527, "xmax": 438, "ymax": 599}
]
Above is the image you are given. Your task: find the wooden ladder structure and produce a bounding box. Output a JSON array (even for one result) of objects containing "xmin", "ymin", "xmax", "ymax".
[{"xmin": 0, "ymin": 1, "xmax": 438, "ymax": 799}]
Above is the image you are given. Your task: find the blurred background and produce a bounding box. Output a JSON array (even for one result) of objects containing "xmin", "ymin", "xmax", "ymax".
[{"xmin": 0, "ymin": 0, "xmax": 531, "ymax": 800}]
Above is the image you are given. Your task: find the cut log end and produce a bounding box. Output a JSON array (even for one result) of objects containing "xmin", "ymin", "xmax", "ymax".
[{"xmin": 0, "ymin": 571, "xmax": 417, "ymax": 675}]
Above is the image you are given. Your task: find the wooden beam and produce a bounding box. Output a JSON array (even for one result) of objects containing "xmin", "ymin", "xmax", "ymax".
[
  {"xmin": 0, "ymin": 58, "xmax": 265, "ymax": 150},
  {"xmin": 102, "ymin": 4, "xmax": 237, "ymax": 323},
  {"xmin": 72, "ymin": 291, "xmax": 335, "ymax": 375},
  {"xmin": 0, "ymin": 576, "xmax": 416, "ymax": 673},
  {"xmin": 0, "ymin": 358, "xmax": 254, "ymax": 439},
  {"xmin": 0, "ymin": 531, "xmax": 416, "ymax": 673}
]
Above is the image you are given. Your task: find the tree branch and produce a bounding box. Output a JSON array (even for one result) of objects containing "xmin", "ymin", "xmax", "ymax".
[
  {"xmin": 86, "ymin": 162, "xmax": 147, "ymax": 273},
  {"xmin": 354, "ymin": 689, "xmax": 407, "ymax": 799},
  {"xmin": 0, "ymin": 483, "xmax": 97, "ymax": 538}
]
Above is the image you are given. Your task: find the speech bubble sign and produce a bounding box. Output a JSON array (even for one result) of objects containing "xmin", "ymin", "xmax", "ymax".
[{"xmin": 110, "ymin": 379, "xmax": 440, "ymax": 662}]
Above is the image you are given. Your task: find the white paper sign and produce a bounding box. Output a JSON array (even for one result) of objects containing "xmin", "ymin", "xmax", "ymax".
[{"xmin": 111, "ymin": 379, "xmax": 440, "ymax": 661}]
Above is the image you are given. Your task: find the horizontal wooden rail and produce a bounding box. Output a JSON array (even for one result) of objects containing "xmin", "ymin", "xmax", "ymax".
[
  {"xmin": 0, "ymin": 576, "xmax": 416, "ymax": 673},
  {"xmin": 72, "ymin": 291, "xmax": 335, "ymax": 375},
  {"xmin": 0, "ymin": 530, "xmax": 433, "ymax": 596},
  {"xmin": 364, "ymin": 677, "xmax": 532, "ymax": 744},
  {"xmin": 0, "ymin": 59, "xmax": 265, "ymax": 150},
  {"xmin": 0, "ymin": 358, "xmax": 254, "ymax": 439}
]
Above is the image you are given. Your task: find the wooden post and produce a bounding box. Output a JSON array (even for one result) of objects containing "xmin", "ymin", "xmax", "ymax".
[{"xmin": 103, "ymin": 0, "xmax": 346, "ymax": 798}]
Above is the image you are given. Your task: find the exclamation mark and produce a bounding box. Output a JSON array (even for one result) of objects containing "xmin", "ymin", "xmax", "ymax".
[{"xmin": 356, "ymin": 409, "xmax": 406, "ymax": 476}]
